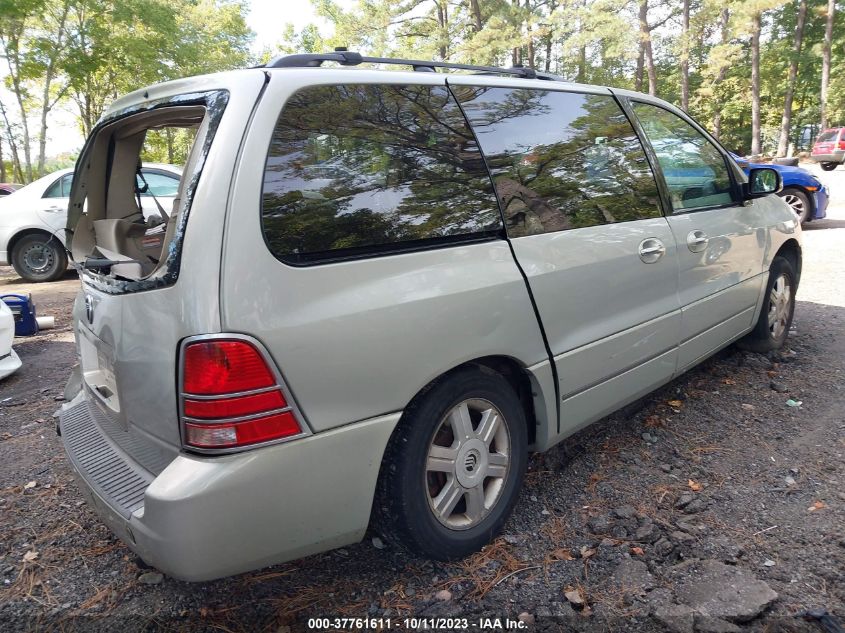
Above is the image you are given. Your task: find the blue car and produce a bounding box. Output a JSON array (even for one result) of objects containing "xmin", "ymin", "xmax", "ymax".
[{"xmin": 732, "ymin": 154, "xmax": 829, "ymax": 223}]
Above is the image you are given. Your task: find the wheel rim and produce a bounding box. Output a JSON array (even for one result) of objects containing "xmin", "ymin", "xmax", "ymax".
[
  {"xmin": 781, "ymin": 194, "xmax": 805, "ymax": 218},
  {"xmin": 22, "ymin": 242, "xmax": 54, "ymax": 274},
  {"xmin": 425, "ymin": 398, "xmax": 510, "ymax": 530},
  {"xmin": 767, "ymin": 273, "xmax": 792, "ymax": 340}
]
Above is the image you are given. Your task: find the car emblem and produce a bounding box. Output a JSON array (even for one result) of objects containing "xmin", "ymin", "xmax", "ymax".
[{"xmin": 84, "ymin": 294, "xmax": 95, "ymax": 324}]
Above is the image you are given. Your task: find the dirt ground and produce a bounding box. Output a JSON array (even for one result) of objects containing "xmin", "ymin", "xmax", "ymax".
[{"xmin": 0, "ymin": 165, "xmax": 843, "ymax": 633}]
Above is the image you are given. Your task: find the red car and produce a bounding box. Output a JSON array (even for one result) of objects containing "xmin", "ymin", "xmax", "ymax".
[
  {"xmin": 0, "ymin": 183, "xmax": 22, "ymax": 196},
  {"xmin": 811, "ymin": 127, "xmax": 845, "ymax": 171}
]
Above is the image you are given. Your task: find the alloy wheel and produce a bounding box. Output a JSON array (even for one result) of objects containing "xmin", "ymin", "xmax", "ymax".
[
  {"xmin": 781, "ymin": 193, "xmax": 804, "ymax": 219},
  {"xmin": 425, "ymin": 398, "xmax": 510, "ymax": 530},
  {"xmin": 767, "ymin": 273, "xmax": 792, "ymax": 340}
]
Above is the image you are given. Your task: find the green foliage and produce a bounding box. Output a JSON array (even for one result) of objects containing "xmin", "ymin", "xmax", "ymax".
[
  {"xmin": 0, "ymin": 0, "xmax": 252, "ymax": 181},
  {"xmin": 278, "ymin": 0, "xmax": 843, "ymax": 154}
]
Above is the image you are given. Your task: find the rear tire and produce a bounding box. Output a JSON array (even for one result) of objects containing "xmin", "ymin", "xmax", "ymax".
[
  {"xmin": 820, "ymin": 162, "xmax": 838, "ymax": 171},
  {"xmin": 11, "ymin": 233, "xmax": 68, "ymax": 283},
  {"xmin": 738, "ymin": 256, "xmax": 796, "ymax": 353},
  {"xmin": 779, "ymin": 187, "xmax": 811, "ymax": 223},
  {"xmin": 373, "ymin": 367, "xmax": 528, "ymax": 560}
]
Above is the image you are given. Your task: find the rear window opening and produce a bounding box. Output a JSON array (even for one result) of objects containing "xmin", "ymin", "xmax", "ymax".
[{"xmin": 68, "ymin": 92, "xmax": 227, "ymax": 291}]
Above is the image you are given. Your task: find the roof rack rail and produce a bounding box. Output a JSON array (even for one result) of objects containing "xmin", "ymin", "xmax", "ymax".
[{"xmin": 264, "ymin": 49, "xmax": 560, "ymax": 81}]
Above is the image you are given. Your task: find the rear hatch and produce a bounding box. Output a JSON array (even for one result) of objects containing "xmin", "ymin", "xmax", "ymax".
[
  {"xmin": 66, "ymin": 70, "xmax": 267, "ymax": 474},
  {"xmin": 812, "ymin": 128, "xmax": 842, "ymax": 154}
]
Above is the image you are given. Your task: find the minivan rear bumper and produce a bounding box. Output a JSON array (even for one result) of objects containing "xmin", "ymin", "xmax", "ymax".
[
  {"xmin": 810, "ymin": 151, "xmax": 844, "ymax": 163},
  {"xmin": 60, "ymin": 393, "xmax": 400, "ymax": 581}
]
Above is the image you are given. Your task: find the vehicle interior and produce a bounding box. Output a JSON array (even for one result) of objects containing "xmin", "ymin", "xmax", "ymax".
[{"xmin": 69, "ymin": 106, "xmax": 206, "ymax": 282}]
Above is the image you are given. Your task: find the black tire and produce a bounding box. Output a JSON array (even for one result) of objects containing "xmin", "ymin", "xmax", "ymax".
[
  {"xmin": 820, "ymin": 162, "xmax": 838, "ymax": 171},
  {"xmin": 779, "ymin": 187, "xmax": 811, "ymax": 223},
  {"xmin": 373, "ymin": 367, "xmax": 528, "ymax": 560},
  {"xmin": 11, "ymin": 233, "xmax": 68, "ymax": 282},
  {"xmin": 738, "ymin": 256, "xmax": 796, "ymax": 353}
]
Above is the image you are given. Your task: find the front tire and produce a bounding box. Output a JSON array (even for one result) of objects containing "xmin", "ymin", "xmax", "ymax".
[
  {"xmin": 11, "ymin": 234, "xmax": 68, "ymax": 282},
  {"xmin": 374, "ymin": 367, "xmax": 528, "ymax": 560},
  {"xmin": 779, "ymin": 187, "xmax": 811, "ymax": 223},
  {"xmin": 739, "ymin": 256, "xmax": 796, "ymax": 353},
  {"xmin": 820, "ymin": 162, "xmax": 838, "ymax": 171}
]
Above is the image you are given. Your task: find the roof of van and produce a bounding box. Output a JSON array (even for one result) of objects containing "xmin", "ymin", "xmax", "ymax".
[{"xmin": 103, "ymin": 51, "xmax": 673, "ymax": 121}]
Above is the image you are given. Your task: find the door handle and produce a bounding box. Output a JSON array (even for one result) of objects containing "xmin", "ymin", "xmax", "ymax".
[
  {"xmin": 44, "ymin": 206, "xmax": 62, "ymax": 213},
  {"xmin": 638, "ymin": 238, "xmax": 666, "ymax": 264},
  {"xmin": 687, "ymin": 230, "xmax": 709, "ymax": 253}
]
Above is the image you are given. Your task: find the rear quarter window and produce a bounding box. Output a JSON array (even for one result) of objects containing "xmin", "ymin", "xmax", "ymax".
[{"xmin": 261, "ymin": 84, "xmax": 502, "ymax": 265}]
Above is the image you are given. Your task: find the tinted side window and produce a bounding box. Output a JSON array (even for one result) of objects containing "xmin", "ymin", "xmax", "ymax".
[
  {"xmin": 261, "ymin": 84, "xmax": 502, "ymax": 264},
  {"xmin": 139, "ymin": 171, "xmax": 180, "ymax": 197},
  {"xmin": 631, "ymin": 102, "xmax": 734, "ymax": 212},
  {"xmin": 454, "ymin": 87, "xmax": 662, "ymax": 237},
  {"xmin": 44, "ymin": 174, "xmax": 72, "ymax": 198}
]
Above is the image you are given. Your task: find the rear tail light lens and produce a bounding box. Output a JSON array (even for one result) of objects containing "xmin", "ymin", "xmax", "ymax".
[
  {"xmin": 838, "ymin": 141, "xmax": 845, "ymax": 150},
  {"xmin": 183, "ymin": 341, "xmax": 275, "ymax": 394},
  {"xmin": 180, "ymin": 338, "xmax": 305, "ymax": 451},
  {"xmin": 184, "ymin": 412, "xmax": 301, "ymax": 449},
  {"xmin": 184, "ymin": 390, "xmax": 286, "ymax": 419}
]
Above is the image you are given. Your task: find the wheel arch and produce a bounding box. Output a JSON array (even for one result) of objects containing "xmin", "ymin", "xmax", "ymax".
[
  {"xmin": 780, "ymin": 185, "xmax": 815, "ymax": 221},
  {"xmin": 399, "ymin": 355, "xmax": 550, "ymax": 450},
  {"xmin": 8, "ymin": 227, "xmax": 65, "ymax": 257},
  {"xmin": 774, "ymin": 238, "xmax": 802, "ymax": 288}
]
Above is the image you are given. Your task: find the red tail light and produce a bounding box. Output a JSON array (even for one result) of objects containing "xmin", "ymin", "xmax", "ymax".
[
  {"xmin": 180, "ymin": 338, "xmax": 305, "ymax": 451},
  {"xmin": 838, "ymin": 141, "xmax": 845, "ymax": 150}
]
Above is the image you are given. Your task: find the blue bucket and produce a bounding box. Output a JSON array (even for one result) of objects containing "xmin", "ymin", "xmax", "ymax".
[{"xmin": 1, "ymin": 293, "xmax": 39, "ymax": 336}]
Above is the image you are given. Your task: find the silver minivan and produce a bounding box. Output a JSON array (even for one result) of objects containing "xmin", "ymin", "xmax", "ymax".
[{"xmin": 58, "ymin": 52, "xmax": 801, "ymax": 581}]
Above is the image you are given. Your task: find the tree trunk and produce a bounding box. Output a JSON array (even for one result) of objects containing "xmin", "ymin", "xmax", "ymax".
[
  {"xmin": 0, "ymin": 28, "xmax": 33, "ymax": 182},
  {"xmin": 435, "ymin": 1, "xmax": 448, "ymax": 59},
  {"xmin": 545, "ymin": 34, "xmax": 552, "ymax": 72},
  {"xmin": 712, "ymin": 8, "xmax": 730, "ymax": 140},
  {"xmin": 820, "ymin": 0, "xmax": 836, "ymax": 130},
  {"xmin": 525, "ymin": 0, "xmax": 535, "ymax": 68},
  {"xmin": 469, "ymin": 0, "xmax": 483, "ymax": 31},
  {"xmin": 639, "ymin": 0, "xmax": 656, "ymax": 95},
  {"xmin": 750, "ymin": 11, "xmax": 761, "ymax": 155},
  {"xmin": 0, "ymin": 137, "xmax": 5, "ymax": 183},
  {"xmin": 576, "ymin": 0, "xmax": 586, "ymax": 81},
  {"xmin": 680, "ymin": 0, "xmax": 690, "ymax": 110},
  {"xmin": 0, "ymin": 99, "xmax": 24, "ymax": 183},
  {"xmin": 776, "ymin": 0, "xmax": 807, "ymax": 157},
  {"xmin": 635, "ymin": 41, "xmax": 644, "ymax": 92},
  {"xmin": 36, "ymin": 0, "xmax": 71, "ymax": 178},
  {"xmin": 166, "ymin": 129, "xmax": 175, "ymax": 164}
]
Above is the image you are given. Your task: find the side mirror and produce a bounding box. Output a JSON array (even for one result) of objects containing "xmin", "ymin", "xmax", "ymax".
[{"xmin": 746, "ymin": 167, "xmax": 782, "ymax": 199}]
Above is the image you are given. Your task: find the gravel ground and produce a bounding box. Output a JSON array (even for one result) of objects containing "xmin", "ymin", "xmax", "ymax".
[{"xmin": 0, "ymin": 164, "xmax": 843, "ymax": 633}]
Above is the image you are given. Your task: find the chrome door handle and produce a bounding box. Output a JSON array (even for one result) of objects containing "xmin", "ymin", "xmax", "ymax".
[
  {"xmin": 687, "ymin": 230, "xmax": 709, "ymax": 253},
  {"xmin": 638, "ymin": 238, "xmax": 666, "ymax": 264},
  {"xmin": 44, "ymin": 206, "xmax": 62, "ymax": 213}
]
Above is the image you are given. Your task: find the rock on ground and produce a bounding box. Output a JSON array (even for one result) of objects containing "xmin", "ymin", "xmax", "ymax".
[{"xmin": 649, "ymin": 560, "xmax": 778, "ymax": 628}]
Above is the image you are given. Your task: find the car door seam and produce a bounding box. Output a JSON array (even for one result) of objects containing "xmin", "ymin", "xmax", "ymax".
[{"xmin": 446, "ymin": 78, "xmax": 561, "ymax": 433}]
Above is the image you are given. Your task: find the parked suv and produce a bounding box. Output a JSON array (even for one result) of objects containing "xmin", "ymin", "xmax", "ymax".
[
  {"xmin": 810, "ymin": 127, "xmax": 845, "ymax": 170},
  {"xmin": 58, "ymin": 52, "xmax": 801, "ymax": 581}
]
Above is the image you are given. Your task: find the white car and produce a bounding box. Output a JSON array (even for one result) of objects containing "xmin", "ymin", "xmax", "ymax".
[
  {"xmin": 0, "ymin": 164, "xmax": 182, "ymax": 282},
  {"xmin": 0, "ymin": 299, "xmax": 21, "ymax": 380}
]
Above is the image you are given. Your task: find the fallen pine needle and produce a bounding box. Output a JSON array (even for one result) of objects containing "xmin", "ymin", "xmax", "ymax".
[
  {"xmin": 752, "ymin": 525, "xmax": 778, "ymax": 537},
  {"xmin": 489, "ymin": 565, "xmax": 542, "ymax": 591}
]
